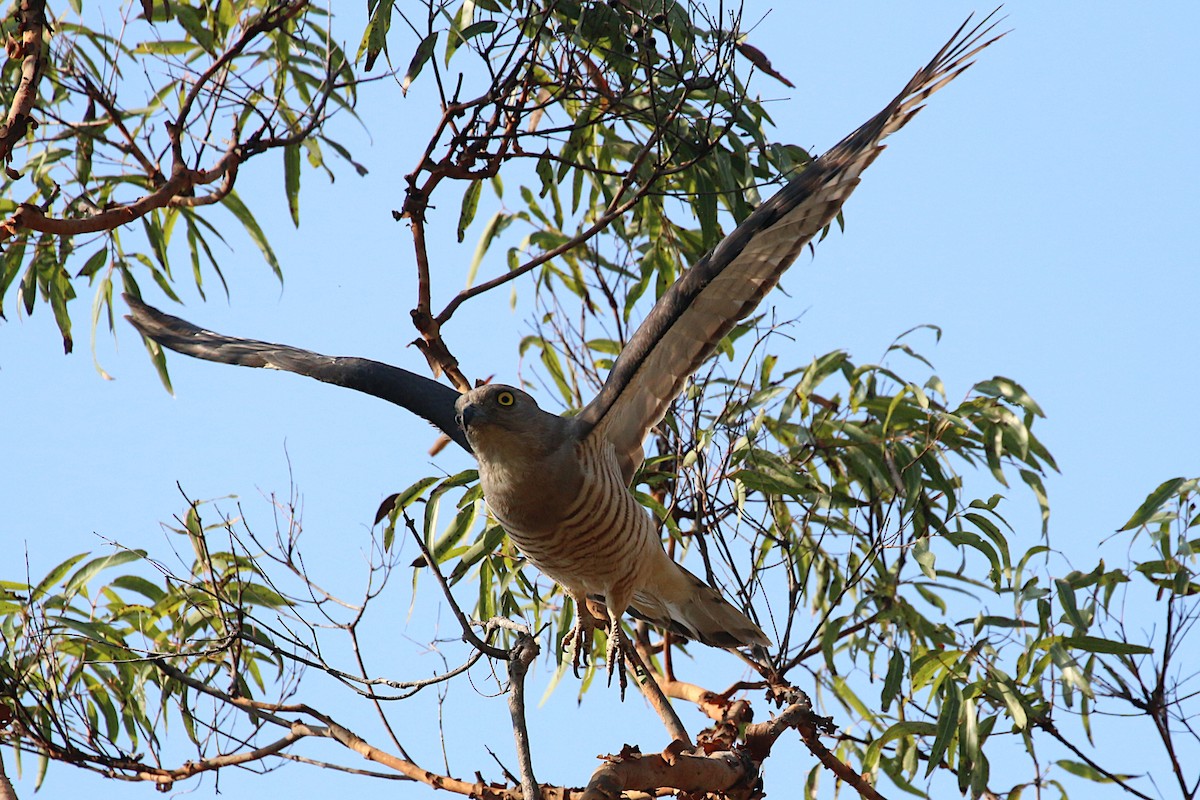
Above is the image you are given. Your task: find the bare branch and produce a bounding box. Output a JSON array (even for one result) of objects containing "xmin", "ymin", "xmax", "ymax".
[
  {"xmin": 505, "ymin": 631, "xmax": 540, "ymax": 800},
  {"xmin": 401, "ymin": 508, "xmax": 508, "ymax": 660},
  {"xmin": 0, "ymin": 748, "xmax": 18, "ymax": 800},
  {"xmin": 626, "ymin": 638, "xmax": 691, "ymax": 746}
]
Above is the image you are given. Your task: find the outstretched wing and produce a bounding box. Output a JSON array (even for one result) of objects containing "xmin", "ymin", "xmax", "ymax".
[
  {"xmin": 574, "ymin": 13, "xmax": 1003, "ymax": 482},
  {"xmin": 125, "ymin": 294, "xmax": 471, "ymax": 453}
]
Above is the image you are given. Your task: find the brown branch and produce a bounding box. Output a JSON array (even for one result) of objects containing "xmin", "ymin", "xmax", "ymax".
[
  {"xmin": 1030, "ymin": 716, "xmax": 1155, "ymax": 800},
  {"xmin": 1, "ymin": 0, "xmax": 338, "ymax": 245},
  {"xmin": 171, "ymin": 1, "xmax": 310, "ymax": 165},
  {"xmin": 796, "ymin": 724, "xmax": 889, "ymax": 800},
  {"xmin": 296, "ymin": 710, "xmax": 552, "ymax": 800},
  {"xmin": 434, "ymin": 190, "xmax": 645, "ymax": 327},
  {"xmin": 0, "ymin": 0, "xmax": 46, "ymax": 164},
  {"xmin": 780, "ymin": 611, "xmax": 884, "ymax": 674},
  {"xmin": 505, "ymin": 630, "xmax": 540, "ymax": 800},
  {"xmin": 152, "ymin": 656, "xmax": 524, "ymax": 798},
  {"xmin": 624, "ymin": 638, "xmax": 691, "ymax": 747},
  {"xmin": 172, "ymin": 156, "xmax": 240, "ymax": 208},
  {"xmin": 0, "ymin": 748, "xmax": 17, "ymax": 800},
  {"xmin": 662, "ymin": 681, "xmax": 883, "ymax": 800},
  {"xmin": 68, "ymin": 67, "xmax": 161, "ymax": 181},
  {"xmin": 659, "ymin": 676, "xmax": 756, "ymax": 728},
  {"xmin": 434, "ymin": 58, "xmax": 700, "ymax": 329},
  {"xmin": 400, "ymin": 54, "xmax": 538, "ymax": 388},
  {"xmin": 1152, "ymin": 593, "xmax": 1190, "ymax": 799},
  {"xmin": 580, "ymin": 746, "xmax": 756, "ymax": 800},
  {"xmin": 134, "ymin": 730, "xmax": 303, "ymax": 789},
  {"xmin": 0, "ymin": 144, "xmax": 242, "ymax": 242}
]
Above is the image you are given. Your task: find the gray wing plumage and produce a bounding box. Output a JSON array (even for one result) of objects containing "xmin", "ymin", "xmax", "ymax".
[
  {"xmin": 124, "ymin": 294, "xmax": 471, "ymax": 453},
  {"xmin": 574, "ymin": 13, "xmax": 1003, "ymax": 483}
]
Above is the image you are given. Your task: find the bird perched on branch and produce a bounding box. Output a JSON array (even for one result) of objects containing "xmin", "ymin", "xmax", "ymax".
[{"xmin": 127, "ymin": 13, "xmax": 1002, "ymax": 688}]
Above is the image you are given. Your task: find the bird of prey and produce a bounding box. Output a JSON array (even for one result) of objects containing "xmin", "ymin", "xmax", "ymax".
[{"xmin": 126, "ymin": 15, "xmax": 1000, "ymax": 684}]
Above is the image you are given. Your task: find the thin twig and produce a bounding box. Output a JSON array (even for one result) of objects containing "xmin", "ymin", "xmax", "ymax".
[{"xmin": 401, "ymin": 508, "xmax": 508, "ymax": 659}]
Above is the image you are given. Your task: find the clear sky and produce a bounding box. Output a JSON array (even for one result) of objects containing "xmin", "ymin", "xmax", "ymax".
[{"xmin": 2, "ymin": 2, "xmax": 1197, "ymax": 798}]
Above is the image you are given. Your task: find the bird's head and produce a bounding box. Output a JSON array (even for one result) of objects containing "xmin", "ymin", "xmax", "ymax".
[{"xmin": 455, "ymin": 384, "xmax": 568, "ymax": 460}]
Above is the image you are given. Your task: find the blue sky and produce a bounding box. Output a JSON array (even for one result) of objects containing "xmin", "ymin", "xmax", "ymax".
[{"xmin": 3, "ymin": 2, "xmax": 1198, "ymax": 798}]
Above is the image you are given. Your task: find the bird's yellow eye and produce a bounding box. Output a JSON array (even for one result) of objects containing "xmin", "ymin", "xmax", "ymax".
[{"xmin": 497, "ymin": 391, "xmax": 515, "ymax": 407}]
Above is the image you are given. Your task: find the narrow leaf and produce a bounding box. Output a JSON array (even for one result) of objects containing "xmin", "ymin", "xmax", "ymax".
[{"xmin": 1119, "ymin": 477, "xmax": 1187, "ymax": 531}]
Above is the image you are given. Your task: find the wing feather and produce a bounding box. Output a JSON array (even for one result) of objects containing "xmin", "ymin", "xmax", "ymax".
[
  {"xmin": 574, "ymin": 13, "xmax": 1004, "ymax": 482},
  {"xmin": 124, "ymin": 295, "xmax": 470, "ymax": 453}
]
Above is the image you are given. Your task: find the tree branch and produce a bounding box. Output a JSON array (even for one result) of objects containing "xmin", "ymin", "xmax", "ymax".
[
  {"xmin": 0, "ymin": 0, "xmax": 337, "ymax": 244},
  {"xmin": 0, "ymin": 138, "xmax": 242, "ymax": 243},
  {"xmin": 626, "ymin": 637, "xmax": 691, "ymax": 746},
  {"xmin": 0, "ymin": 0, "xmax": 46, "ymax": 164},
  {"xmin": 505, "ymin": 630, "xmax": 540, "ymax": 800},
  {"xmin": 0, "ymin": 747, "xmax": 17, "ymax": 800},
  {"xmin": 580, "ymin": 745, "xmax": 756, "ymax": 800},
  {"xmin": 171, "ymin": 1, "xmax": 309, "ymax": 165},
  {"xmin": 1030, "ymin": 716, "xmax": 1155, "ymax": 800},
  {"xmin": 432, "ymin": 80, "xmax": 694, "ymax": 328},
  {"xmin": 401, "ymin": 509, "xmax": 508, "ymax": 660}
]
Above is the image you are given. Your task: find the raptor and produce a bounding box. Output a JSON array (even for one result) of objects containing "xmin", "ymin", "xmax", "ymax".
[{"xmin": 127, "ymin": 14, "xmax": 1001, "ymax": 686}]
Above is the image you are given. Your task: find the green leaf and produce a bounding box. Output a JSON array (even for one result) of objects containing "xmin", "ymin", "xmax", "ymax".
[
  {"xmin": 401, "ymin": 32, "xmax": 439, "ymax": 95},
  {"xmin": 359, "ymin": 0, "xmax": 393, "ymax": 71},
  {"xmin": 1020, "ymin": 469, "xmax": 1050, "ymax": 537},
  {"xmin": 449, "ymin": 524, "xmax": 509, "ymax": 583},
  {"xmin": 172, "ymin": 6, "xmax": 214, "ymax": 51},
  {"xmin": 974, "ymin": 376, "xmax": 1045, "ymax": 416},
  {"xmin": 458, "ymin": 20, "xmax": 498, "ymax": 42},
  {"xmin": 111, "ymin": 575, "xmax": 165, "ymax": 602},
  {"xmin": 466, "ymin": 211, "xmax": 508, "ymax": 287},
  {"xmin": 64, "ymin": 550, "xmax": 146, "ymax": 596},
  {"xmin": 1055, "ymin": 759, "xmax": 1131, "ymax": 783},
  {"xmin": 957, "ymin": 697, "xmax": 979, "ymax": 793},
  {"xmin": 1049, "ymin": 641, "xmax": 1093, "ymax": 700},
  {"xmin": 133, "ymin": 40, "xmax": 201, "ymax": 56},
  {"xmin": 1119, "ymin": 477, "xmax": 1187, "ymax": 531},
  {"xmin": 32, "ymin": 553, "xmax": 89, "ymax": 600},
  {"xmin": 284, "ymin": 143, "xmax": 301, "ymax": 226},
  {"xmin": 991, "ymin": 673, "xmax": 1028, "ymax": 730},
  {"xmin": 1062, "ymin": 635, "xmax": 1153, "ymax": 656},
  {"xmin": 880, "ymin": 648, "xmax": 904, "ymax": 712},
  {"xmin": 395, "ymin": 476, "xmax": 442, "ymax": 510},
  {"xmin": 429, "ymin": 502, "xmax": 479, "ymax": 564},
  {"xmin": 913, "ymin": 536, "xmax": 936, "ymax": 580},
  {"xmin": 863, "ymin": 721, "xmax": 938, "ymax": 772},
  {"xmin": 221, "ymin": 191, "xmax": 280, "ymax": 279},
  {"xmin": 925, "ymin": 682, "xmax": 961, "ymax": 776},
  {"xmin": 458, "ymin": 180, "xmax": 482, "ymax": 243}
]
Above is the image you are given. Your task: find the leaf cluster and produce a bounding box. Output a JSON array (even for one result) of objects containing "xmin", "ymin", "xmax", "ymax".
[{"xmin": 0, "ymin": 0, "xmax": 357, "ymax": 357}]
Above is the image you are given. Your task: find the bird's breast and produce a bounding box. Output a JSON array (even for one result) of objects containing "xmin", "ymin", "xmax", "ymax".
[{"xmin": 484, "ymin": 437, "xmax": 661, "ymax": 595}]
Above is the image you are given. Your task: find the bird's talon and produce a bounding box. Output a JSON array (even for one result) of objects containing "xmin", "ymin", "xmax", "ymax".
[
  {"xmin": 564, "ymin": 616, "xmax": 595, "ymax": 678},
  {"xmin": 603, "ymin": 626, "xmax": 630, "ymax": 698}
]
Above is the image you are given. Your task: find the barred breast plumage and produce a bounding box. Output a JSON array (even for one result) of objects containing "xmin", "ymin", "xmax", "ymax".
[{"xmin": 459, "ymin": 384, "xmax": 770, "ymax": 653}]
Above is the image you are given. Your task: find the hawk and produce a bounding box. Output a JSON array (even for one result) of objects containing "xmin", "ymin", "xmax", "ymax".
[{"xmin": 126, "ymin": 15, "xmax": 1000, "ymax": 682}]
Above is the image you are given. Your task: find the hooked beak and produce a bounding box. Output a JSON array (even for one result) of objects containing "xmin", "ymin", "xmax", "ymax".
[{"xmin": 456, "ymin": 405, "xmax": 478, "ymax": 431}]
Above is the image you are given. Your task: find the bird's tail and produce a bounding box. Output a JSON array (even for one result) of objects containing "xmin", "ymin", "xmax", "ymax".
[{"xmin": 627, "ymin": 563, "xmax": 770, "ymax": 649}]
